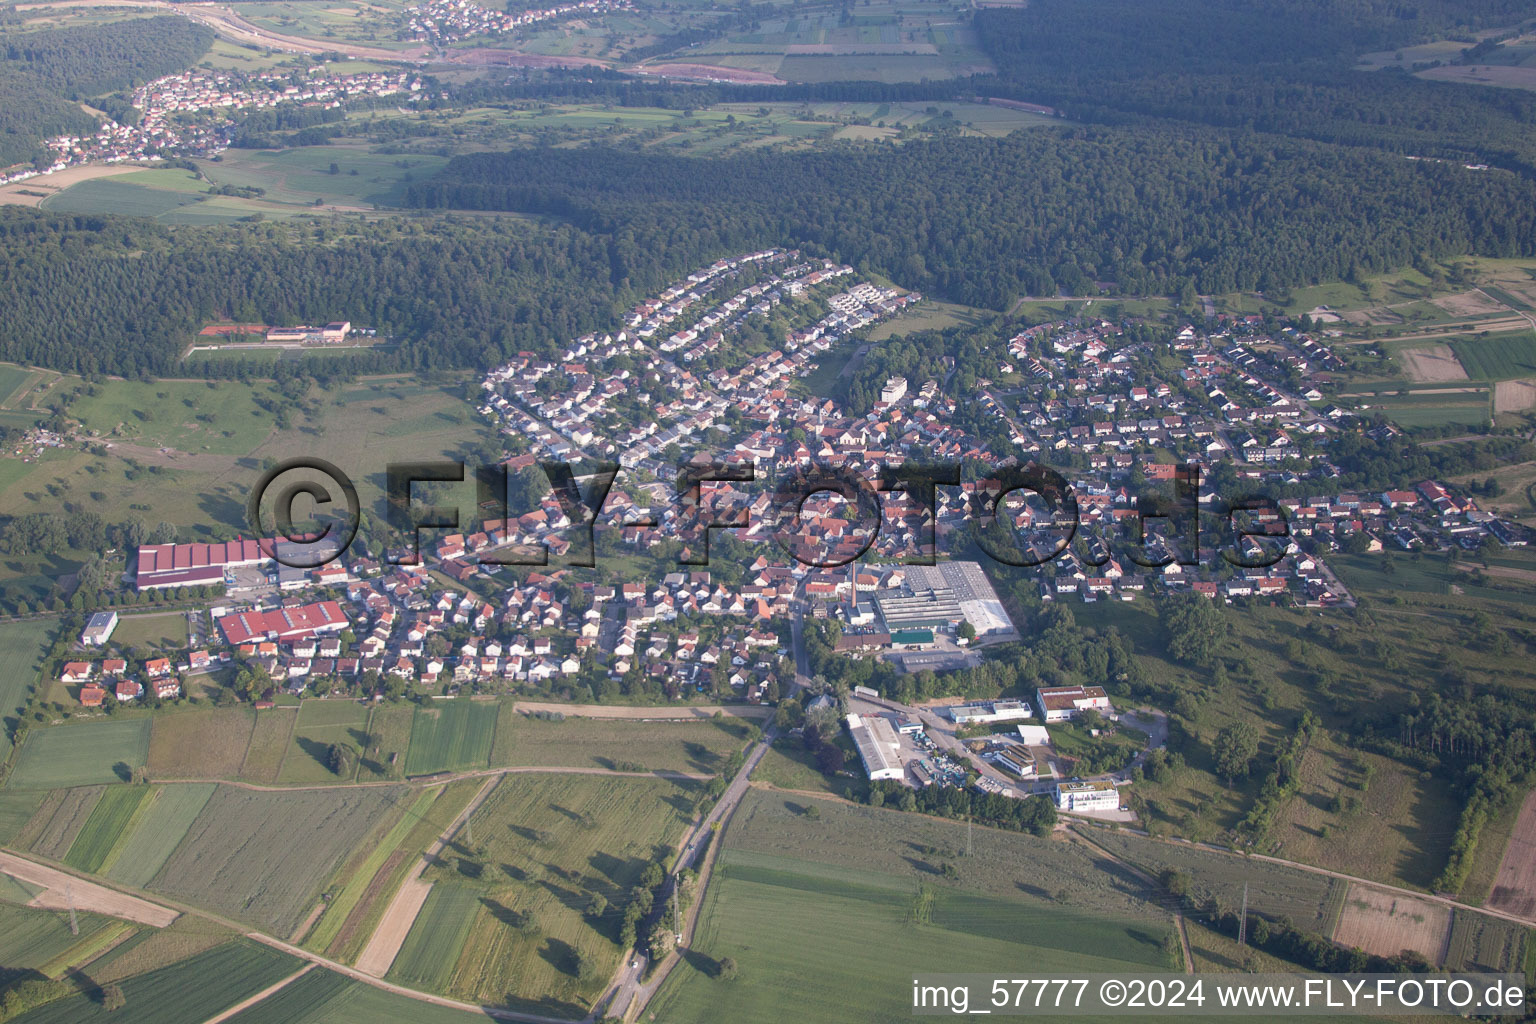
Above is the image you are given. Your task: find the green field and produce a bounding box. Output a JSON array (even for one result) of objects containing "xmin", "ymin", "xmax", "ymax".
[
  {"xmin": 148, "ymin": 785, "xmax": 408, "ymax": 936},
  {"xmin": 404, "ymin": 700, "xmax": 498, "ymax": 776},
  {"xmin": 8, "ymin": 940, "xmax": 301, "ymax": 1024},
  {"xmin": 200, "ymin": 147, "xmax": 449, "ymax": 209},
  {"xmin": 8, "ymin": 719, "xmax": 152, "ymax": 790},
  {"xmin": 652, "ymin": 792, "xmax": 1178, "ymax": 1024},
  {"xmin": 406, "ymin": 773, "xmax": 700, "ymax": 1015},
  {"xmin": 62, "ymin": 786, "xmax": 151, "ymax": 874},
  {"xmin": 224, "ymin": 967, "xmax": 492, "ymax": 1024},
  {"xmin": 489, "ymin": 706, "xmax": 747, "ymax": 772},
  {"xmin": 0, "ymin": 902, "xmax": 112, "ymax": 978},
  {"xmin": 0, "ymin": 789, "xmax": 45, "ymax": 844},
  {"xmin": 385, "ymin": 883, "xmax": 482, "ymax": 993},
  {"xmin": 0, "ymin": 375, "xmax": 483, "ymax": 543},
  {"xmin": 65, "ymin": 379, "xmax": 282, "ymax": 455},
  {"xmin": 110, "ymin": 612, "xmax": 190, "ymax": 652},
  {"xmin": 1451, "ymin": 333, "xmax": 1536, "ymax": 380},
  {"xmin": 0, "ymin": 618, "xmax": 55, "ymax": 761},
  {"xmin": 278, "ymin": 700, "xmax": 373, "ymax": 784},
  {"xmin": 103, "ymin": 783, "xmax": 218, "ymax": 889},
  {"xmin": 41, "ymin": 176, "xmax": 207, "ymax": 220}
]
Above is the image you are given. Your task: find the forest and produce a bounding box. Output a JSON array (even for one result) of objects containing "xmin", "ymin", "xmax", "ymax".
[
  {"xmin": 0, "ymin": 210, "xmax": 636, "ymax": 375},
  {"xmin": 407, "ymin": 127, "xmax": 1536, "ymax": 307},
  {"xmin": 972, "ymin": 0, "xmax": 1536, "ymax": 175}
]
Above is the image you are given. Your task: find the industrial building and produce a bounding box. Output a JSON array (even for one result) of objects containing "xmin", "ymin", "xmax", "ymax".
[
  {"xmin": 1035, "ymin": 684, "xmax": 1112, "ymax": 723},
  {"xmin": 135, "ymin": 540, "xmax": 272, "ymax": 591},
  {"xmin": 217, "ymin": 600, "xmax": 349, "ymax": 645},
  {"xmin": 945, "ymin": 699, "xmax": 1033, "ymax": 726},
  {"xmin": 845, "ymin": 712, "xmax": 904, "ymax": 781},
  {"xmin": 1056, "ymin": 779, "xmax": 1119, "ymax": 812}
]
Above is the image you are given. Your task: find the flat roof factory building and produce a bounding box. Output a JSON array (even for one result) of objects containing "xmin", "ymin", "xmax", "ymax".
[{"xmin": 846, "ymin": 712, "xmax": 904, "ymax": 781}]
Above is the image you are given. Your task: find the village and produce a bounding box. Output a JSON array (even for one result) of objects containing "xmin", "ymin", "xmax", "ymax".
[
  {"xmin": 0, "ymin": 64, "xmax": 425, "ymax": 185},
  {"xmin": 399, "ymin": 0, "xmax": 630, "ymax": 44},
  {"xmin": 46, "ymin": 248, "xmax": 1533, "ymax": 819}
]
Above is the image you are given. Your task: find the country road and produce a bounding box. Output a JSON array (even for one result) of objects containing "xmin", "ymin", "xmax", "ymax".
[{"xmin": 595, "ymin": 729, "xmax": 776, "ymax": 1022}]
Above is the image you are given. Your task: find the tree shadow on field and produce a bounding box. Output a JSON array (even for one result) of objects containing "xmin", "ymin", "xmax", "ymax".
[
  {"xmin": 539, "ymin": 937, "xmax": 580, "ymax": 978},
  {"xmin": 293, "ymin": 735, "xmax": 335, "ymax": 772},
  {"xmin": 901, "ymin": 856, "xmax": 940, "ymax": 876},
  {"xmin": 112, "ymin": 761, "xmax": 132, "ymax": 783}
]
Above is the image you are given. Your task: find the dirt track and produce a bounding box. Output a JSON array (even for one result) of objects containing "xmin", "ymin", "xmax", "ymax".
[
  {"xmin": 511, "ymin": 699, "xmax": 771, "ymax": 719},
  {"xmin": 354, "ymin": 775, "xmax": 497, "ymax": 977},
  {"xmin": 0, "ymin": 851, "xmax": 179, "ymax": 927}
]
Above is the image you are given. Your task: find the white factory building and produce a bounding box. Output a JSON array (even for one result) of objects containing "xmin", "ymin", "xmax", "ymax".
[
  {"xmin": 1056, "ymin": 780, "xmax": 1119, "ymax": 812},
  {"xmin": 846, "ymin": 712, "xmax": 904, "ymax": 781}
]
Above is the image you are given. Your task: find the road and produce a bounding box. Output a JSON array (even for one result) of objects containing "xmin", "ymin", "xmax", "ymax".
[{"xmin": 595, "ymin": 729, "xmax": 776, "ymax": 1022}]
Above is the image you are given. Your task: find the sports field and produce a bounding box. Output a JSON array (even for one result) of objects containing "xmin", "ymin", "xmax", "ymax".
[{"xmin": 9, "ymin": 718, "xmax": 152, "ymax": 790}]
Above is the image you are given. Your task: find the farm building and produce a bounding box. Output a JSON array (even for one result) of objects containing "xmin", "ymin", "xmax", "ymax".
[
  {"xmin": 1035, "ymin": 685, "xmax": 1112, "ymax": 723},
  {"xmin": 1055, "ymin": 780, "xmax": 1119, "ymax": 812},
  {"xmin": 845, "ymin": 712, "xmax": 904, "ymax": 781},
  {"xmin": 80, "ymin": 610, "xmax": 118, "ymax": 646}
]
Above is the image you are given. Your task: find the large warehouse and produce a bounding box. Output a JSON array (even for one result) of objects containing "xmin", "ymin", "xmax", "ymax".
[
  {"xmin": 845, "ymin": 712, "xmax": 904, "ymax": 781},
  {"xmin": 135, "ymin": 540, "xmax": 271, "ymax": 591}
]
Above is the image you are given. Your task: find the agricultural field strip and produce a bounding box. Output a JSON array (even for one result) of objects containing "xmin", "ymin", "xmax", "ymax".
[
  {"xmin": 0, "ymin": 843, "xmax": 599, "ymax": 1024},
  {"xmin": 0, "ymin": 849, "xmax": 179, "ymax": 927},
  {"xmin": 352, "ymin": 775, "xmax": 498, "ymax": 977}
]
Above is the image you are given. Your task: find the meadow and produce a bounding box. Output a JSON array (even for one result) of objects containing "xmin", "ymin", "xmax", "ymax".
[
  {"xmin": 0, "ymin": 374, "xmax": 483, "ymax": 544},
  {"xmin": 109, "ymin": 612, "xmax": 190, "ymax": 652},
  {"xmin": 147, "ymin": 707, "xmax": 258, "ymax": 779},
  {"xmin": 404, "ymin": 700, "xmax": 498, "ymax": 776},
  {"xmin": 396, "ymin": 772, "xmax": 700, "ymax": 1015},
  {"xmin": 651, "ymin": 790, "xmax": 1179, "ymax": 1024},
  {"xmin": 278, "ymin": 699, "xmax": 373, "ymax": 784},
  {"xmin": 489, "ymin": 705, "xmax": 748, "ymax": 772},
  {"xmin": 148, "ymin": 784, "xmax": 407, "ymax": 935},
  {"xmin": 8, "ymin": 718, "xmax": 152, "ymax": 790},
  {"xmin": 0, "ymin": 618, "xmax": 55, "ymax": 761}
]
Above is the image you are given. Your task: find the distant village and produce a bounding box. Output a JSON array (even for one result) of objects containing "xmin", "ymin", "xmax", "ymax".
[
  {"xmin": 400, "ymin": 0, "xmax": 630, "ymax": 44},
  {"xmin": 1, "ymin": 65, "xmax": 424, "ymax": 184}
]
